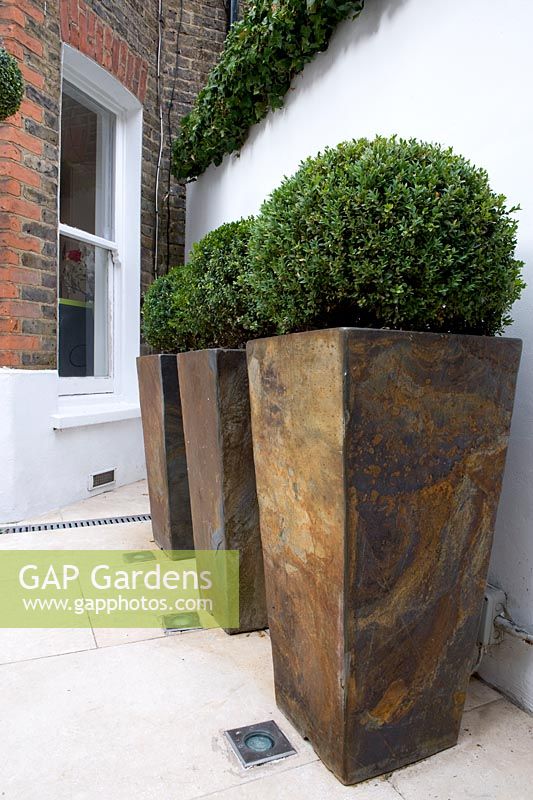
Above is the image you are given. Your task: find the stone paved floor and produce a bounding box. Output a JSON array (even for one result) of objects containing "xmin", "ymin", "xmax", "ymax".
[{"xmin": 1, "ymin": 481, "xmax": 532, "ymax": 799}]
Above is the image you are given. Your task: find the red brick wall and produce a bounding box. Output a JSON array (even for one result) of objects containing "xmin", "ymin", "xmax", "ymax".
[
  {"xmin": 59, "ymin": 0, "xmax": 148, "ymax": 103},
  {"xmin": 0, "ymin": 0, "xmax": 59, "ymax": 367},
  {"xmin": 0, "ymin": 0, "xmax": 226, "ymax": 368}
]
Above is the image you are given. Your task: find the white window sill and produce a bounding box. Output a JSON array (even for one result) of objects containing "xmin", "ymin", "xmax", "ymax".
[{"xmin": 51, "ymin": 401, "xmax": 141, "ymax": 430}]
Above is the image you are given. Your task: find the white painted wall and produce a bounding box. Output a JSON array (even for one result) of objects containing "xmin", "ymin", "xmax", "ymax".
[
  {"xmin": 0, "ymin": 369, "xmax": 146, "ymax": 523},
  {"xmin": 187, "ymin": 0, "xmax": 533, "ymax": 710}
]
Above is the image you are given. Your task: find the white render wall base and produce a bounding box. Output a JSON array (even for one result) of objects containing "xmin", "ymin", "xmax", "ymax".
[
  {"xmin": 186, "ymin": 0, "xmax": 533, "ymax": 711},
  {"xmin": 0, "ymin": 369, "xmax": 146, "ymax": 524}
]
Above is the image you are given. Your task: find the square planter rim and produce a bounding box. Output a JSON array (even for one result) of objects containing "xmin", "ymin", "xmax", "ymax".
[
  {"xmin": 245, "ymin": 326, "xmax": 522, "ymax": 348},
  {"xmin": 178, "ymin": 347, "xmax": 246, "ymax": 355}
]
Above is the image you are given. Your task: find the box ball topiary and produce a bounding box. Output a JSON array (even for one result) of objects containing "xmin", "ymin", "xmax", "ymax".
[
  {"xmin": 141, "ymin": 265, "xmax": 192, "ymax": 353},
  {"xmin": 247, "ymin": 136, "xmax": 525, "ymax": 336},
  {"xmin": 0, "ymin": 48, "xmax": 24, "ymax": 122},
  {"xmin": 142, "ymin": 218, "xmax": 263, "ymax": 352}
]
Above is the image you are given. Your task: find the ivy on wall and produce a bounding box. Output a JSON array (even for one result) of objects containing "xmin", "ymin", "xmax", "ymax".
[{"xmin": 172, "ymin": 0, "xmax": 365, "ymax": 181}]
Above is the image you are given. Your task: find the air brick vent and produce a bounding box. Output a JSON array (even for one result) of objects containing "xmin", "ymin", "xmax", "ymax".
[{"xmin": 90, "ymin": 469, "xmax": 116, "ymax": 490}]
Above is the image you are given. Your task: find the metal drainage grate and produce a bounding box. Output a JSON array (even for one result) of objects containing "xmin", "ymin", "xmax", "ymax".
[
  {"xmin": 225, "ymin": 720, "xmax": 296, "ymax": 768},
  {"xmin": 0, "ymin": 514, "xmax": 152, "ymax": 535}
]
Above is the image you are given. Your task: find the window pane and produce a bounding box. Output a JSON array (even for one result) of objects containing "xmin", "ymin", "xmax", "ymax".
[
  {"xmin": 59, "ymin": 235, "xmax": 111, "ymax": 378},
  {"xmin": 60, "ymin": 83, "xmax": 115, "ymax": 239}
]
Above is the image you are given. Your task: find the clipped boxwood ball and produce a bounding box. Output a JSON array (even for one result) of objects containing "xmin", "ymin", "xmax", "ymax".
[
  {"xmin": 0, "ymin": 48, "xmax": 24, "ymax": 122},
  {"xmin": 248, "ymin": 136, "xmax": 525, "ymax": 336},
  {"xmin": 141, "ymin": 265, "xmax": 194, "ymax": 353},
  {"xmin": 142, "ymin": 218, "xmax": 261, "ymax": 352}
]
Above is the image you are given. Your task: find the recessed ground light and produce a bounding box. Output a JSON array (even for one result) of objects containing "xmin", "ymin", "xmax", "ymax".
[
  {"xmin": 162, "ymin": 611, "xmax": 201, "ymax": 633},
  {"xmin": 225, "ymin": 720, "xmax": 296, "ymax": 768},
  {"xmin": 245, "ymin": 732, "xmax": 275, "ymax": 751},
  {"xmin": 123, "ymin": 551, "xmax": 156, "ymax": 564}
]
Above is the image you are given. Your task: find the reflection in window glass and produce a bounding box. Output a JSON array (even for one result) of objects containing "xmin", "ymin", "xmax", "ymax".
[
  {"xmin": 58, "ymin": 235, "xmax": 110, "ymax": 378},
  {"xmin": 60, "ymin": 84, "xmax": 115, "ymax": 240}
]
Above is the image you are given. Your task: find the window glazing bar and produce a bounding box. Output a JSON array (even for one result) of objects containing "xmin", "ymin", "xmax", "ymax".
[{"xmin": 59, "ymin": 223, "xmax": 118, "ymax": 253}]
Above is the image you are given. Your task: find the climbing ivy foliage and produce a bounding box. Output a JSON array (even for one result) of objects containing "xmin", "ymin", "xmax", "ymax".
[
  {"xmin": 172, "ymin": 0, "xmax": 365, "ymax": 180},
  {"xmin": 0, "ymin": 48, "xmax": 24, "ymax": 122}
]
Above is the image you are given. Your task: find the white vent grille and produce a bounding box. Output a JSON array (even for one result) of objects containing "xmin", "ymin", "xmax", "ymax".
[{"xmin": 89, "ymin": 469, "xmax": 116, "ymax": 491}]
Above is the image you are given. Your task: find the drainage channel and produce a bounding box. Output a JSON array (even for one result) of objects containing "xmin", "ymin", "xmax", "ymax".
[{"xmin": 0, "ymin": 514, "xmax": 152, "ymax": 535}]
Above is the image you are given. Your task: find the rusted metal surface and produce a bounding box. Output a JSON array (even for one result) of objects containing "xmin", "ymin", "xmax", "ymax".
[
  {"xmin": 247, "ymin": 328, "xmax": 522, "ymax": 785},
  {"xmin": 178, "ymin": 349, "xmax": 267, "ymax": 634},
  {"xmin": 137, "ymin": 355, "xmax": 193, "ymax": 551}
]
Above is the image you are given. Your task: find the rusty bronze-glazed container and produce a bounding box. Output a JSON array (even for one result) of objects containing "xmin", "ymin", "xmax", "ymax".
[
  {"xmin": 177, "ymin": 349, "xmax": 267, "ymax": 634},
  {"xmin": 137, "ymin": 354, "xmax": 193, "ymax": 551},
  {"xmin": 246, "ymin": 327, "xmax": 522, "ymax": 785}
]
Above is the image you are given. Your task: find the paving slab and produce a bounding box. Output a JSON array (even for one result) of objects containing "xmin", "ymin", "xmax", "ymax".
[
  {"xmin": 390, "ymin": 698, "xmax": 533, "ymax": 800},
  {"xmin": 0, "ymin": 631, "xmax": 318, "ymax": 800},
  {"xmin": 0, "ymin": 626, "xmax": 96, "ymax": 665},
  {"xmin": 16, "ymin": 479, "xmax": 150, "ymax": 525},
  {"xmin": 91, "ymin": 626, "xmax": 167, "ymax": 648},
  {"xmin": 203, "ymin": 761, "xmax": 403, "ymax": 800},
  {"xmin": 464, "ymin": 675, "xmax": 502, "ymax": 711}
]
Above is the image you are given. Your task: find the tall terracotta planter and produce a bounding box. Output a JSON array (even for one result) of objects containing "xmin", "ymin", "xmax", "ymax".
[
  {"xmin": 177, "ymin": 349, "xmax": 267, "ymax": 634},
  {"xmin": 137, "ymin": 354, "xmax": 193, "ymax": 551},
  {"xmin": 247, "ymin": 327, "xmax": 521, "ymax": 785}
]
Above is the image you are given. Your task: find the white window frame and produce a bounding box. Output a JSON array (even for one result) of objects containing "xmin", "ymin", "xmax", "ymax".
[{"xmin": 57, "ymin": 46, "xmax": 142, "ymax": 411}]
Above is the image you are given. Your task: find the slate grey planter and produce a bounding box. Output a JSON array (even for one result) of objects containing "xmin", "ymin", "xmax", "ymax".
[
  {"xmin": 137, "ymin": 354, "xmax": 193, "ymax": 552},
  {"xmin": 178, "ymin": 348, "xmax": 267, "ymax": 634},
  {"xmin": 247, "ymin": 327, "xmax": 521, "ymax": 785}
]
